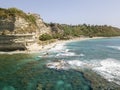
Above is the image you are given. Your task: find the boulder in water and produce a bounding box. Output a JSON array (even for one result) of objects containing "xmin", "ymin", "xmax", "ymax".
[{"xmin": 46, "ymin": 60, "xmax": 69, "ymax": 70}]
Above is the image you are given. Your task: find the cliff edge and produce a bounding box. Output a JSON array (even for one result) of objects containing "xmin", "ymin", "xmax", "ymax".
[{"xmin": 0, "ymin": 8, "xmax": 51, "ymax": 51}]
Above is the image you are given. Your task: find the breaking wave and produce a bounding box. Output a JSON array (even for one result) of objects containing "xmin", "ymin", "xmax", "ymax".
[
  {"xmin": 49, "ymin": 43, "xmax": 66, "ymax": 52},
  {"xmin": 107, "ymin": 46, "xmax": 120, "ymax": 50},
  {"xmin": 46, "ymin": 58, "xmax": 120, "ymax": 85},
  {"xmin": 93, "ymin": 58, "xmax": 120, "ymax": 85},
  {"xmin": 46, "ymin": 38, "xmax": 120, "ymax": 85},
  {"xmin": 56, "ymin": 52, "xmax": 76, "ymax": 57}
]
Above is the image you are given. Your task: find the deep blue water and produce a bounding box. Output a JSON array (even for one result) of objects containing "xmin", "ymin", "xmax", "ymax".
[{"xmin": 0, "ymin": 37, "xmax": 120, "ymax": 90}]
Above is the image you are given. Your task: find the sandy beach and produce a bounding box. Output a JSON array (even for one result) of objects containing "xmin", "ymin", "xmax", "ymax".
[
  {"xmin": 0, "ymin": 37, "xmax": 103, "ymax": 54},
  {"xmin": 27, "ymin": 37, "xmax": 103, "ymax": 52}
]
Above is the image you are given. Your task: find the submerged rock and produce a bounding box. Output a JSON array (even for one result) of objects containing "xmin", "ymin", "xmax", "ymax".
[
  {"xmin": 37, "ymin": 84, "xmax": 42, "ymax": 90},
  {"xmin": 46, "ymin": 60, "xmax": 69, "ymax": 70},
  {"xmin": 46, "ymin": 60, "xmax": 85, "ymax": 70}
]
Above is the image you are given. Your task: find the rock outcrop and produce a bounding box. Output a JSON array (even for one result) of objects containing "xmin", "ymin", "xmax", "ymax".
[{"xmin": 0, "ymin": 8, "xmax": 52, "ymax": 51}]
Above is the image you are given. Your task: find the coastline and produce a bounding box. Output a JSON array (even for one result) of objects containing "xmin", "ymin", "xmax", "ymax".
[{"xmin": 0, "ymin": 37, "xmax": 103, "ymax": 54}]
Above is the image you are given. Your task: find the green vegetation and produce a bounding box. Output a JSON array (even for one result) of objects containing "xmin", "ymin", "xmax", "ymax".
[
  {"xmin": 57, "ymin": 24, "xmax": 120, "ymax": 37},
  {"xmin": 48, "ymin": 23, "xmax": 120, "ymax": 40},
  {"xmin": 26, "ymin": 14, "xmax": 36, "ymax": 25},
  {"xmin": 39, "ymin": 23, "xmax": 120, "ymax": 40},
  {"xmin": 0, "ymin": 7, "xmax": 25, "ymax": 19},
  {"xmin": 0, "ymin": 7, "xmax": 37, "ymax": 34},
  {"xmin": 39, "ymin": 33, "xmax": 53, "ymax": 41},
  {"xmin": 0, "ymin": 7, "xmax": 36, "ymax": 24},
  {"xmin": 39, "ymin": 23, "xmax": 120, "ymax": 41}
]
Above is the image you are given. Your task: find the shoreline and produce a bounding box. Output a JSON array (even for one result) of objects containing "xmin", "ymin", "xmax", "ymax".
[{"xmin": 0, "ymin": 37, "xmax": 103, "ymax": 54}]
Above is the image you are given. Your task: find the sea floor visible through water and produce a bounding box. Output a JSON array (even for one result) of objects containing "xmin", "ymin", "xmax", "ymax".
[{"xmin": 0, "ymin": 37, "xmax": 120, "ymax": 90}]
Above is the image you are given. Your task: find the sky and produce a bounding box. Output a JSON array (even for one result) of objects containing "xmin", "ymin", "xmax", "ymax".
[{"xmin": 0, "ymin": 0, "xmax": 120, "ymax": 27}]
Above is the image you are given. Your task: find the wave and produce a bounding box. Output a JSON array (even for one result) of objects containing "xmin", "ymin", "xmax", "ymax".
[
  {"xmin": 46, "ymin": 60, "xmax": 86, "ymax": 70},
  {"xmin": 46, "ymin": 58, "xmax": 120, "ymax": 85},
  {"xmin": 93, "ymin": 58, "xmax": 120, "ymax": 85},
  {"xmin": 55, "ymin": 48, "xmax": 85, "ymax": 57},
  {"xmin": 67, "ymin": 60, "xmax": 85, "ymax": 68},
  {"xmin": 56, "ymin": 52, "xmax": 76, "ymax": 57},
  {"xmin": 46, "ymin": 59, "xmax": 97, "ymax": 71},
  {"xmin": 79, "ymin": 53, "xmax": 85, "ymax": 57},
  {"xmin": 49, "ymin": 43, "xmax": 66, "ymax": 52},
  {"xmin": 56, "ymin": 52, "xmax": 85, "ymax": 57},
  {"xmin": 107, "ymin": 46, "xmax": 120, "ymax": 50}
]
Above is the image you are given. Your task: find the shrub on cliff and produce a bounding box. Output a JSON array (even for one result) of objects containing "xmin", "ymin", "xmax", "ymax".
[
  {"xmin": 26, "ymin": 15, "xmax": 36, "ymax": 25},
  {"xmin": 39, "ymin": 34, "xmax": 53, "ymax": 41},
  {"xmin": 0, "ymin": 7, "xmax": 36, "ymax": 24}
]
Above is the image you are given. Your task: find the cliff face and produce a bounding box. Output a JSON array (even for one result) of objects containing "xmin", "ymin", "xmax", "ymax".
[
  {"xmin": 0, "ymin": 15, "xmax": 15, "ymax": 33},
  {"xmin": 32, "ymin": 14, "xmax": 51, "ymax": 35},
  {"xmin": 0, "ymin": 8, "xmax": 52, "ymax": 35},
  {"xmin": 0, "ymin": 8, "xmax": 52, "ymax": 51},
  {"xmin": 14, "ymin": 14, "xmax": 51, "ymax": 35}
]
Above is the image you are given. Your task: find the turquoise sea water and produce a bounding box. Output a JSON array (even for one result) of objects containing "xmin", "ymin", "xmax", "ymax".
[{"xmin": 0, "ymin": 37, "xmax": 120, "ymax": 90}]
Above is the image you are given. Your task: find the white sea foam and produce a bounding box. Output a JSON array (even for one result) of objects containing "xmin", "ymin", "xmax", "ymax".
[
  {"xmin": 46, "ymin": 59, "xmax": 97, "ymax": 70},
  {"xmin": 56, "ymin": 50, "xmax": 84, "ymax": 57},
  {"xmin": 49, "ymin": 43, "xmax": 66, "ymax": 52},
  {"xmin": 46, "ymin": 60, "xmax": 87, "ymax": 70},
  {"xmin": 107, "ymin": 46, "xmax": 120, "ymax": 50},
  {"xmin": 67, "ymin": 60, "xmax": 85, "ymax": 67},
  {"xmin": 68, "ymin": 58, "xmax": 120, "ymax": 85},
  {"xmin": 46, "ymin": 53, "xmax": 120, "ymax": 85},
  {"xmin": 93, "ymin": 58, "xmax": 120, "ymax": 85},
  {"xmin": 79, "ymin": 53, "xmax": 85, "ymax": 57},
  {"xmin": 56, "ymin": 52, "xmax": 76, "ymax": 57},
  {"xmin": 64, "ymin": 49, "xmax": 69, "ymax": 52}
]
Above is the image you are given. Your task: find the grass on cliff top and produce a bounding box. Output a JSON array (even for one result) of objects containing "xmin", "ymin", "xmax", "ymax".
[{"xmin": 0, "ymin": 7, "xmax": 36, "ymax": 25}]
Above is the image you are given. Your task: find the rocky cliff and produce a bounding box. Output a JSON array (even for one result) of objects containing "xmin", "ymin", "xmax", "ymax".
[
  {"xmin": 0, "ymin": 8, "xmax": 51, "ymax": 51},
  {"xmin": 0, "ymin": 8, "xmax": 51, "ymax": 35}
]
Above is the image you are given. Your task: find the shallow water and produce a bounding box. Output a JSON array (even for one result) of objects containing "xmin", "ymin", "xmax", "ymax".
[
  {"xmin": 0, "ymin": 54, "xmax": 91, "ymax": 90},
  {"xmin": 64, "ymin": 37, "xmax": 120, "ymax": 85},
  {"xmin": 0, "ymin": 37, "xmax": 120, "ymax": 90}
]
